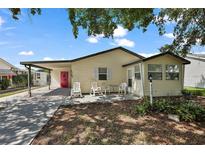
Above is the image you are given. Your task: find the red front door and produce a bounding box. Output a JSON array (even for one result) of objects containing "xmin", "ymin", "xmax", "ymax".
[{"xmin": 60, "ymin": 71, "xmax": 69, "ymax": 88}]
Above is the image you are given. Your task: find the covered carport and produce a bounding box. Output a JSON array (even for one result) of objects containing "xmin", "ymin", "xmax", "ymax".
[{"xmin": 20, "ymin": 60, "xmax": 72, "ymax": 97}]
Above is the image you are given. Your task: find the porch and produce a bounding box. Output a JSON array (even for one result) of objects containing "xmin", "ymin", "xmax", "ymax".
[{"xmin": 42, "ymin": 87, "xmax": 141, "ymax": 104}]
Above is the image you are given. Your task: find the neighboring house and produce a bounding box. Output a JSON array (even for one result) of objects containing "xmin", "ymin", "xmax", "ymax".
[
  {"xmin": 0, "ymin": 58, "xmax": 18, "ymax": 84},
  {"xmin": 184, "ymin": 54, "xmax": 205, "ymax": 88},
  {"xmin": 33, "ymin": 70, "xmax": 49, "ymax": 86},
  {"xmin": 20, "ymin": 47, "xmax": 190, "ymax": 97},
  {"xmin": 0, "ymin": 58, "xmax": 28, "ymax": 87}
]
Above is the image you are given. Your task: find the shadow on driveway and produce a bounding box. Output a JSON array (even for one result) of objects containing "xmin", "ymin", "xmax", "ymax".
[{"xmin": 0, "ymin": 88, "xmax": 68, "ymax": 145}]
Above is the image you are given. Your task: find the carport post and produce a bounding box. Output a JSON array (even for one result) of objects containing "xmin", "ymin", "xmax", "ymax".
[
  {"xmin": 27, "ymin": 65, "xmax": 32, "ymax": 97},
  {"xmin": 48, "ymin": 70, "xmax": 51, "ymax": 90}
]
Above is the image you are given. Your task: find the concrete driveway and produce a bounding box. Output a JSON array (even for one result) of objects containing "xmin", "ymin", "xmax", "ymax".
[{"xmin": 0, "ymin": 87, "xmax": 70, "ymax": 145}]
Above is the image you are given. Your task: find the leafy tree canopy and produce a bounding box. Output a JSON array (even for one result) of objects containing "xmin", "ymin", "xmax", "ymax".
[{"xmin": 8, "ymin": 8, "xmax": 205, "ymax": 56}]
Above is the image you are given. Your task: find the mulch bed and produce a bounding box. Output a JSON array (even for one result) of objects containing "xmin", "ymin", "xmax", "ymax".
[
  {"xmin": 31, "ymin": 100, "xmax": 205, "ymax": 145},
  {"xmin": 192, "ymin": 96, "xmax": 205, "ymax": 107}
]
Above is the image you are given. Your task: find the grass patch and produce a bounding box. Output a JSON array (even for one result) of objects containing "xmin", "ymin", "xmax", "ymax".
[
  {"xmin": 182, "ymin": 87, "xmax": 205, "ymax": 96},
  {"xmin": 0, "ymin": 86, "xmax": 46, "ymax": 98},
  {"xmin": 0, "ymin": 89, "xmax": 28, "ymax": 98}
]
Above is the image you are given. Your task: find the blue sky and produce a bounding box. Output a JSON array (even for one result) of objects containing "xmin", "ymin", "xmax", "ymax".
[{"xmin": 0, "ymin": 8, "xmax": 203, "ymax": 68}]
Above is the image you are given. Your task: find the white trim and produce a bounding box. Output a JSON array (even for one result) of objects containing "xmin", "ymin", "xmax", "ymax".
[{"xmin": 140, "ymin": 62, "xmax": 145, "ymax": 97}]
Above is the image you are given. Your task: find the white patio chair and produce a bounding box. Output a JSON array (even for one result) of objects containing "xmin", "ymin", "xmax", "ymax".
[
  {"xmin": 101, "ymin": 82, "xmax": 111, "ymax": 95},
  {"xmin": 71, "ymin": 82, "xmax": 83, "ymax": 98},
  {"xmin": 119, "ymin": 82, "xmax": 128, "ymax": 95},
  {"xmin": 90, "ymin": 82, "xmax": 103, "ymax": 96}
]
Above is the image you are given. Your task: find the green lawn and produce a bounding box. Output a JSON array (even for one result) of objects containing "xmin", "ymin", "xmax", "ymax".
[
  {"xmin": 0, "ymin": 86, "xmax": 45, "ymax": 98},
  {"xmin": 0, "ymin": 89, "xmax": 28, "ymax": 98},
  {"xmin": 183, "ymin": 87, "xmax": 205, "ymax": 96}
]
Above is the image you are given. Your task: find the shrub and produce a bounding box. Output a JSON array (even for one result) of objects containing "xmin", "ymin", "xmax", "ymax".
[
  {"xmin": 135, "ymin": 101, "xmax": 151, "ymax": 116},
  {"xmin": 0, "ymin": 79, "xmax": 10, "ymax": 90},
  {"xmin": 12, "ymin": 74, "xmax": 28, "ymax": 87},
  {"xmin": 152, "ymin": 99, "xmax": 168, "ymax": 113},
  {"xmin": 178, "ymin": 102, "xmax": 205, "ymax": 122},
  {"xmin": 135, "ymin": 98, "xmax": 205, "ymax": 122}
]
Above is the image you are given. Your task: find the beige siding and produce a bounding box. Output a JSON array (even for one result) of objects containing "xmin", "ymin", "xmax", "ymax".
[
  {"xmin": 71, "ymin": 49, "xmax": 140, "ymax": 93},
  {"xmin": 143, "ymin": 55, "xmax": 184, "ymax": 96},
  {"xmin": 0, "ymin": 60, "xmax": 11, "ymax": 69}
]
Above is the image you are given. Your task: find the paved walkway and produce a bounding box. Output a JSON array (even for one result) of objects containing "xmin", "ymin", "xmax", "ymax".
[{"xmin": 0, "ymin": 87, "xmax": 69, "ymax": 145}]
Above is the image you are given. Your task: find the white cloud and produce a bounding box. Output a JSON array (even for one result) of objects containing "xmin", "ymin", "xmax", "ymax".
[
  {"xmin": 86, "ymin": 34, "xmax": 104, "ymax": 44},
  {"xmin": 43, "ymin": 57, "xmax": 65, "ymax": 61},
  {"xmin": 113, "ymin": 38, "xmax": 135, "ymax": 48},
  {"xmin": 86, "ymin": 36, "xmax": 99, "ymax": 43},
  {"xmin": 18, "ymin": 51, "xmax": 34, "ymax": 56},
  {"xmin": 163, "ymin": 33, "xmax": 175, "ymax": 39},
  {"xmin": 163, "ymin": 15, "xmax": 176, "ymax": 25},
  {"xmin": 109, "ymin": 42, "xmax": 116, "ymax": 46},
  {"xmin": 43, "ymin": 57, "xmax": 53, "ymax": 61},
  {"xmin": 113, "ymin": 25, "xmax": 128, "ymax": 38},
  {"xmin": 0, "ymin": 16, "xmax": 5, "ymax": 26}
]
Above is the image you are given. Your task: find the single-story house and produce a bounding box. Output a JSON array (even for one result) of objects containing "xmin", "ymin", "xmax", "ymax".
[
  {"xmin": 184, "ymin": 53, "xmax": 205, "ymax": 88},
  {"xmin": 0, "ymin": 58, "xmax": 19, "ymax": 84},
  {"xmin": 33, "ymin": 70, "xmax": 49, "ymax": 86},
  {"xmin": 20, "ymin": 47, "xmax": 190, "ymax": 97}
]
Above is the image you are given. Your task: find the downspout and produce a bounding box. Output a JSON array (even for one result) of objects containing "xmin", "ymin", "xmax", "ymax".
[
  {"xmin": 25, "ymin": 64, "xmax": 32, "ymax": 97},
  {"xmin": 48, "ymin": 70, "xmax": 51, "ymax": 90}
]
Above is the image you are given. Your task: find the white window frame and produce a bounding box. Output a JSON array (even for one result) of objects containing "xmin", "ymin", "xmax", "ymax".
[
  {"xmin": 134, "ymin": 64, "xmax": 141, "ymax": 80},
  {"xmin": 148, "ymin": 64, "xmax": 163, "ymax": 80},
  {"xmin": 165, "ymin": 64, "xmax": 179, "ymax": 80},
  {"xmin": 98, "ymin": 67, "xmax": 108, "ymax": 80}
]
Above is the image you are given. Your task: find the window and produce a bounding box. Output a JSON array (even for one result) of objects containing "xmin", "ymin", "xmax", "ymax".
[
  {"xmin": 36, "ymin": 73, "xmax": 41, "ymax": 79},
  {"xmin": 166, "ymin": 64, "xmax": 179, "ymax": 80},
  {"xmin": 148, "ymin": 64, "xmax": 162, "ymax": 80},
  {"xmin": 98, "ymin": 67, "xmax": 107, "ymax": 80},
  {"xmin": 134, "ymin": 64, "xmax": 141, "ymax": 80}
]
